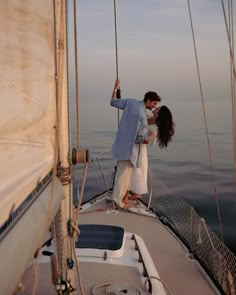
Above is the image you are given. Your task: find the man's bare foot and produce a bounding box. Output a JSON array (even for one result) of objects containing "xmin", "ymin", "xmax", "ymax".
[
  {"xmin": 123, "ymin": 201, "xmax": 132, "ymax": 209},
  {"xmin": 128, "ymin": 194, "xmax": 141, "ymax": 200},
  {"xmin": 122, "ymin": 191, "xmax": 129, "ymax": 205},
  {"xmin": 112, "ymin": 199, "xmax": 132, "ymax": 209}
]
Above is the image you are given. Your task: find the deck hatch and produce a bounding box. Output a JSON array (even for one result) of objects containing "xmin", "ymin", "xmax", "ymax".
[{"xmin": 76, "ymin": 224, "xmax": 124, "ymax": 250}]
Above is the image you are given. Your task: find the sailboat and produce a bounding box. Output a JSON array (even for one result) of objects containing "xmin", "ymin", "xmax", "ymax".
[{"xmin": 0, "ymin": 1, "xmax": 236, "ymax": 295}]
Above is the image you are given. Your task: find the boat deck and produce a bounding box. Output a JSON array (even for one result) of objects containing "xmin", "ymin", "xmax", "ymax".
[
  {"xmin": 18, "ymin": 194, "xmax": 220, "ymax": 294},
  {"xmin": 77, "ymin": 194, "xmax": 219, "ymax": 295}
]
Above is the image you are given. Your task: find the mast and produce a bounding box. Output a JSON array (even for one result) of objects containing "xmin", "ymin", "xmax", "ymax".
[{"xmin": 53, "ymin": 0, "xmax": 76, "ymax": 292}]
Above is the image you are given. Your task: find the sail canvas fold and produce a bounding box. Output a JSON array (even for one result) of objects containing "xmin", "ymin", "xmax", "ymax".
[{"xmin": 0, "ymin": 1, "xmax": 57, "ymax": 224}]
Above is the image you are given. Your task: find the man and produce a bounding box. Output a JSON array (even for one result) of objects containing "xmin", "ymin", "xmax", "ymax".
[{"xmin": 110, "ymin": 79, "xmax": 161, "ymax": 208}]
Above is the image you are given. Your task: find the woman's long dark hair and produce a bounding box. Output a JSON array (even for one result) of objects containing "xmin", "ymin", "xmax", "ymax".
[{"xmin": 156, "ymin": 106, "xmax": 175, "ymax": 149}]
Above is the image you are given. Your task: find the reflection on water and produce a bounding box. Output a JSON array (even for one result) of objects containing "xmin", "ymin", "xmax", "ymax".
[{"xmin": 72, "ymin": 100, "xmax": 236, "ymax": 254}]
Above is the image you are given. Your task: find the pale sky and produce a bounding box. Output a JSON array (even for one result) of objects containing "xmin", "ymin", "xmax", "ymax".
[
  {"xmin": 68, "ymin": 1, "xmax": 233, "ymax": 104},
  {"xmin": 67, "ymin": 2, "xmax": 236, "ymax": 252}
]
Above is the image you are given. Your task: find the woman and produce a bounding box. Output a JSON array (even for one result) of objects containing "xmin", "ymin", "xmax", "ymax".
[
  {"xmin": 124, "ymin": 105, "xmax": 175, "ymax": 203},
  {"xmin": 152, "ymin": 105, "xmax": 175, "ymax": 148}
]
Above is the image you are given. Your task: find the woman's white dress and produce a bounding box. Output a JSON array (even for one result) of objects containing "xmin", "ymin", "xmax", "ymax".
[
  {"xmin": 129, "ymin": 110, "xmax": 156, "ymax": 195},
  {"xmin": 129, "ymin": 144, "xmax": 148, "ymax": 194}
]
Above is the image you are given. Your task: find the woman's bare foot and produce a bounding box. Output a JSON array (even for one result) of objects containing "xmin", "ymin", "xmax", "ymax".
[{"xmin": 128, "ymin": 193, "xmax": 141, "ymax": 200}]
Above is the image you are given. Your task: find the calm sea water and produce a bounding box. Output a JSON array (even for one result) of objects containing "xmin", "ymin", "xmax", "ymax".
[{"xmin": 72, "ymin": 100, "xmax": 236, "ymax": 254}]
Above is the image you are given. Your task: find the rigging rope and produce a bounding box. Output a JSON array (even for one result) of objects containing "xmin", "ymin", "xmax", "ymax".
[
  {"xmin": 114, "ymin": 0, "xmax": 119, "ymax": 84},
  {"xmin": 91, "ymin": 282, "xmax": 142, "ymax": 294},
  {"xmin": 69, "ymin": 163, "xmax": 88, "ymax": 295},
  {"xmin": 70, "ymin": 2, "xmax": 86, "ymax": 295},
  {"xmin": 229, "ymin": 1, "xmax": 236, "ymax": 173},
  {"xmin": 187, "ymin": 0, "xmax": 224, "ymax": 242},
  {"xmin": 222, "ymin": 0, "xmax": 236, "ymax": 188},
  {"xmin": 227, "ymin": 0, "xmax": 236, "ymax": 174},
  {"xmin": 113, "ymin": 0, "xmax": 120, "ymax": 125},
  {"xmin": 74, "ymin": 0, "xmax": 80, "ymax": 148},
  {"xmin": 221, "ymin": 0, "xmax": 236, "ymax": 80},
  {"xmin": 144, "ymin": 276, "xmax": 173, "ymax": 295}
]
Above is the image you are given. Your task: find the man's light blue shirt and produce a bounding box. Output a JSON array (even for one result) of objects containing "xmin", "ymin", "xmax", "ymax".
[{"xmin": 111, "ymin": 98, "xmax": 149, "ymax": 168}]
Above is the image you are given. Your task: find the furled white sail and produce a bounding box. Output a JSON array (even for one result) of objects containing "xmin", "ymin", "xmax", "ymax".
[{"xmin": 0, "ymin": 1, "xmax": 57, "ymax": 224}]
